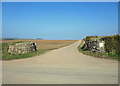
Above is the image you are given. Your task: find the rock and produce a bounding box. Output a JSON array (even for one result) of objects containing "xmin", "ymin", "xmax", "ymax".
[
  {"xmin": 83, "ymin": 38, "xmax": 105, "ymax": 52},
  {"xmin": 7, "ymin": 42, "xmax": 37, "ymax": 54}
]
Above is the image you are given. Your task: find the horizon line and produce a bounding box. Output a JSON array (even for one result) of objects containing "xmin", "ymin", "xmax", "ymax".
[{"xmin": 1, "ymin": 0, "xmax": 120, "ymax": 2}]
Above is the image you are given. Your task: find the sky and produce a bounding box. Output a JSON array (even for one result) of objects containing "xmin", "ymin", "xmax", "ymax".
[{"xmin": 2, "ymin": 2, "xmax": 118, "ymax": 40}]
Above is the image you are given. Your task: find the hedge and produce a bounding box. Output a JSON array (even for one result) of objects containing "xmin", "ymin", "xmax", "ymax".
[{"xmin": 101, "ymin": 34, "xmax": 120, "ymax": 56}]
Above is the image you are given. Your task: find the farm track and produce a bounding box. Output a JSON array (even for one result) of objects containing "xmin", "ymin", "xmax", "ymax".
[{"xmin": 2, "ymin": 40, "xmax": 118, "ymax": 84}]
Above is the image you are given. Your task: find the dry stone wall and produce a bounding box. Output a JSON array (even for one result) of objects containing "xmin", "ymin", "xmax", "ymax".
[
  {"xmin": 82, "ymin": 38, "xmax": 105, "ymax": 52},
  {"xmin": 87, "ymin": 40, "xmax": 105, "ymax": 52},
  {"xmin": 7, "ymin": 42, "xmax": 37, "ymax": 54}
]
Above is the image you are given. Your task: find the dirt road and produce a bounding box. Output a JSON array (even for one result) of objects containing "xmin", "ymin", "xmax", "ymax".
[{"xmin": 2, "ymin": 41, "xmax": 118, "ymax": 84}]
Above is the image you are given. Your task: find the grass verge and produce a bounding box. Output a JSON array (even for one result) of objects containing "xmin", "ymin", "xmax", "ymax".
[
  {"xmin": 78, "ymin": 40, "xmax": 119, "ymax": 60},
  {"xmin": 1, "ymin": 41, "xmax": 48, "ymax": 60}
]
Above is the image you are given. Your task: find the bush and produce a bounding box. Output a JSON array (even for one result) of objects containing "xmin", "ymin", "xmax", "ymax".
[
  {"xmin": 101, "ymin": 34, "xmax": 120, "ymax": 55},
  {"xmin": 85, "ymin": 36, "xmax": 99, "ymax": 41},
  {"xmin": 85, "ymin": 36, "xmax": 92, "ymax": 41}
]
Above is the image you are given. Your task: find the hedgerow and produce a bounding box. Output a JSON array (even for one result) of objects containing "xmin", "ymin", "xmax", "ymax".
[
  {"xmin": 78, "ymin": 34, "xmax": 120, "ymax": 60},
  {"xmin": 101, "ymin": 34, "xmax": 120, "ymax": 56}
]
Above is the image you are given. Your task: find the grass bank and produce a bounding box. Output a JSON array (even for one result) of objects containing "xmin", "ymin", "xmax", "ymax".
[
  {"xmin": 1, "ymin": 41, "xmax": 48, "ymax": 60},
  {"xmin": 78, "ymin": 40, "xmax": 119, "ymax": 60}
]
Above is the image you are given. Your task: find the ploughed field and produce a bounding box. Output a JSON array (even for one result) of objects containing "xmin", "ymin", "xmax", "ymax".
[
  {"xmin": 2, "ymin": 40, "xmax": 78, "ymax": 60},
  {"xmin": 2, "ymin": 40, "xmax": 78, "ymax": 50}
]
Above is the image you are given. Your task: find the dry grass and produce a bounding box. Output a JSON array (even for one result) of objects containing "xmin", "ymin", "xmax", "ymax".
[{"xmin": 2, "ymin": 40, "xmax": 78, "ymax": 50}]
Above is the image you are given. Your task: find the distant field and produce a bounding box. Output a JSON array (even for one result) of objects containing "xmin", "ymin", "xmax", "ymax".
[
  {"xmin": 2, "ymin": 40, "xmax": 78, "ymax": 50},
  {"xmin": 1, "ymin": 40, "xmax": 78, "ymax": 60}
]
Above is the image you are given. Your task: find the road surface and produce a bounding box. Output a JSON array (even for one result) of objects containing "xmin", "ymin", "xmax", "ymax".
[{"xmin": 2, "ymin": 41, "xmax": 118, "ymax": 84}]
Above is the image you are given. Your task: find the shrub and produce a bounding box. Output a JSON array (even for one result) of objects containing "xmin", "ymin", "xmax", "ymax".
[
  {"xmin": 101, "ymin": 34, "xmax": 120, "ymax": 55},
  {"xmin": 85, "ymin": 36, "xmax": 92, "ymax": 41}
]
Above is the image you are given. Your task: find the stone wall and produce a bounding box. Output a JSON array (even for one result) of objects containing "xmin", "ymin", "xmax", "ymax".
[
  {"xmin": 7, "ymin": 42, "xmax": 37, "ymax": 54},
  {"xmin": 87, "ymin": 40, "xmax": 105, "ymax": 52},
  {"xmin": 82, "ymin": 38, "xmax": 105, "ymax": 52}
]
